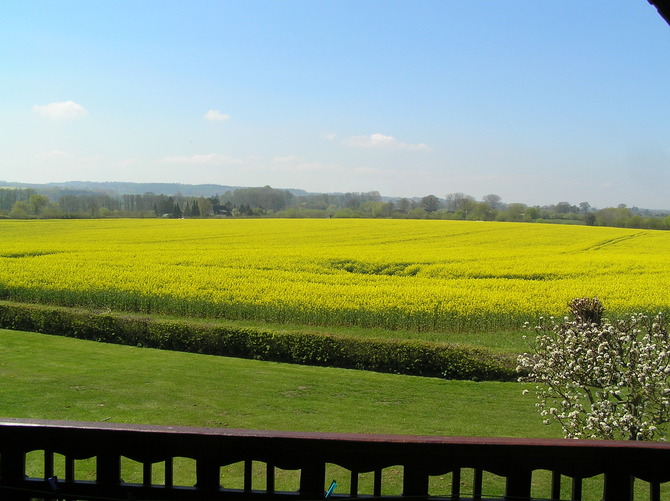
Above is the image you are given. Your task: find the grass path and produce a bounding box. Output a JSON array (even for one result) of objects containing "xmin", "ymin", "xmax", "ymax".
[{"xmin": 0, "ymin": 329, "xmax": 553, "ymax": 438}]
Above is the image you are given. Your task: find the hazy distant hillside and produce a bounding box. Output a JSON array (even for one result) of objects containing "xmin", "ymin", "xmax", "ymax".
[{"xmin": 0, "ymin": 181, "xmax": 312, "ymax": 198}]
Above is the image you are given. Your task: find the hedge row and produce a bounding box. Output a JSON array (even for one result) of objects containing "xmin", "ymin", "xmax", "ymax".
[{"xmin": 0, "ymin": 301, "xmax": 517, "ymax": 381}]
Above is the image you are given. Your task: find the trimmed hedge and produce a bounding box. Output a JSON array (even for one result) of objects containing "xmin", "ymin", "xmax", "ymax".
[{"xmin": 0, "ymin": 301, "xmax": 517, "ymax": 381}]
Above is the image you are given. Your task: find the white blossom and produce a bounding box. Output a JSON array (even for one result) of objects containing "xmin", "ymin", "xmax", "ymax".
[{"xmin": 518, "ymin": 299, "xmax": 670, "ymax": 441}]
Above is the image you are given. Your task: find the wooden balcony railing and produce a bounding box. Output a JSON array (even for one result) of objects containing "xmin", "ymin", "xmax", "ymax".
[{"xmin": 1, "ymin": 418, "xmax": 669, "ymax": 501}]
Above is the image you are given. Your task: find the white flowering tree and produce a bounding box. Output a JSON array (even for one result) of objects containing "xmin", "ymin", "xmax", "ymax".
[{"xmin": 518, "ymin": 298, "xmax": 670, "ymax": 441}]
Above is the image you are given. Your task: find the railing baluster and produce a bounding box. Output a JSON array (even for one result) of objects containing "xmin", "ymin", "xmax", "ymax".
[
  {"xmin": 551, "ymin": 470, "xmax": 561, "ymax": 500},
  {"xmin": 451, "ymin": 468, "xmax": 461, "ymax": 500},
  {"xmin": 473, "ymin": 468, "xmax": 483, "ymax": 500},
  {"xmin": 650, "ymin": 480, "xmax": 661, "ymax": 501},
  {"xmin": 244, "ymin": 459, "xmax": 253, "ymax": 492},
  {"xmin": 571, "ymin": 476, "xmax": 582, "ymax": 501},
  {"xmin": 44, "ymin": 450, "xmax": 54, "ymax": 480},
  {"xmin": 266, "ymin": 462, "xmax": 275, "ymax": 494},
  {"xmin": 65, "ymin": 455, "xmax": 75, "ymax": 483},
  {"xmin": 373, "ymin": 468, "xmax": 382, "ymax": 497},
  {"xmin": 350, "ymin": 470, "xmax": 359, "ymax": 497},
  {"xmin": 164, "ymin": 457, "xmax": 173, "ymax": 487},
  {"xmin": 143, "ymin": 461, "xmax": 152, "ymax": 486},
  {"xmin": 43, "ymin": 450, "xmax": 55, "ymax": 501}
]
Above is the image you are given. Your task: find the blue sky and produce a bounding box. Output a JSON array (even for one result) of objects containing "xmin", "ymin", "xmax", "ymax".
[{"xmin": 2, "ymin": 1, "xmax": 669, "ymax": 208}]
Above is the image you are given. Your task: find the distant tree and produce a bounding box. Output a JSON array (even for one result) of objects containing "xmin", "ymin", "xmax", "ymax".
[
  {"xmin": 396, "ymin": 198, "xmax": 411, "ymax": 214},
  {"xmin": 583, "ymin": 213, "xmax": 596, "ymax": 226},
  {"xmin": 362, "ymin": 201, "xmax": 388, "ymax": 218},
  {"xmin": 470, "ymin": 201, "xmax": 495, "ymax": 221},
  {"xmin": 28, "ymin": 194, "xmax": 50, "ymax": 215},
  {"xmin": 421, "ymin": 195, "xmax": 441, "ymax": 213},
  {"xmin": 444, "ymin": 193, "xmax": 474, "ymax": 212},
  {"xmin": 191, "ymin": 200, "xmax": 201, "ymax": 217},
  {"xmin": 182, "ymin": 201, "xmax": 192, "ymax": 218},
  {"xmin": 554, "ymin": 201, "xmax": 579, "ymax": 215},
  {"xmin": 9, "ymin": 201, "xmax": 31, "ymax": 218},
  {"xmin": 595, "ymin": 207, "xmax": 631, "ymax": 227},
  {"xmin": 408, "ymin": 207, "xmax": 428, "ymax": 219},
  {"xmin": 482, "ymin": 193, "xmax": 504, "ymax": 210},
  {"xmin": 456, "ymin": 199, "xmax": 478, "ymax": 219},
  {"xmin": 579, "ymin": 201, "xmax": 591, "ymax": 213},
  {"xmin": 171, "ymin": 203, "xmax": 182, "ymax": 219},
  {"xmin": 383, "ymin": 200, "xmax": 394, "ymax": 217},
  {"xmin": 525, "ymin": 206, "xmax": 541, "ymax": 221},
  {"xmin": 156, "ymin": 197, "xmax": 175, "ymax": 217},
  {"xmin": 499, "ymin": 203, "xmax": 527, "ymax": 222}
]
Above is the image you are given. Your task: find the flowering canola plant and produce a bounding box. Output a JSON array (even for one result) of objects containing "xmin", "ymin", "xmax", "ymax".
[{"xmin": 0, "ymin": 219, "xmax": 669, "ymax": 332}]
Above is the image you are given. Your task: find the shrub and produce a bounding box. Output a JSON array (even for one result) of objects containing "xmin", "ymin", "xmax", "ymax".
[
  {"xmin": 0, "ymin": 301, "xmax": 517, "ymax": 381},
  {"xmin": 518, "ymin": 299, "xmax": 670, "ymax": 440}
]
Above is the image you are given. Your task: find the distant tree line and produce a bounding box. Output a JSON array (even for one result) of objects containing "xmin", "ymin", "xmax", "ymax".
[{"xmin": 1, "ymin": 185, "xmax": 669, "ymax": 230}]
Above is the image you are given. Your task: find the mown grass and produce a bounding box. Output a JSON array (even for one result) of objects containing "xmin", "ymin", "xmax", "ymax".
[
  {"xmin": 0, "ymin": 327, "xmax": 554, "ymax": 498},
  {"xmin": 0, "ymin": 328, "xmax": 541, "ymax": 436},
  {"xmin": 1, "ymin": 327, "xmax": 542, "ymax": 495},
  {"xmin": 3, "ymin": 328, "xmax": 667, "ymax": 500}
]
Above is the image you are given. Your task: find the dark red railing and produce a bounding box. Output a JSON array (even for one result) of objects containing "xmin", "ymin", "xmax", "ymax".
[{"xmin": 1, "ymin": 418, "xmax": 669, "ymax": 501}]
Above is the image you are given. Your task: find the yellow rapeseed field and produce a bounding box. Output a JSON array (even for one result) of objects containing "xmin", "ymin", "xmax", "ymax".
[{"xmin": 0, "ymin": 218, "xmax": 668, "ymax": 331}]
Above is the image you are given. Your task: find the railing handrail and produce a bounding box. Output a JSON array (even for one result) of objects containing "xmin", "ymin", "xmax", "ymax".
[
  {"xmin": 1, "ymin": 418, "xmax": 669, "ymax": 500},
  {"xmin": 3, "ymin": 417, "xmax": 670, "ymax": 448}
]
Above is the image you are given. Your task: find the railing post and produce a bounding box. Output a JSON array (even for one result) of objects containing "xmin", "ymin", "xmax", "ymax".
[
  {"xmin": 96, "ymin": 453, "xmax": 121, "ymax": 486},
  {"xmin": 504, "ymin": 469, "xmax": 532, "ymax": 501},
  {"xmin": 299, "ymin": 462, "xmax": 326, "ymax": 499},
  {"xmin": 196, "ymin": 459, "xmax": 221, "ymax": 490},
  {"xmin": 403, "ymin": 465, "xmax": 429, "ymax": 497},
  {"xmin": 603, "ymin": 471, "xmax": 633, "ymax": 501},
  {"xmin": 0, "ymin": 449, "xmax": 29, "ymax": 501}
]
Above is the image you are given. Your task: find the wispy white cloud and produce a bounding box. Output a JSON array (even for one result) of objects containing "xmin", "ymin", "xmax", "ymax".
[
  {"xmin": 204, "ymin": 110, "xmax": 231, "ymax": 121},
  {"xmin": 36, "ymin": 150, "xmax": 69, "ymax": 159},
  {"xmin": 343, "ymin": 133, "xmax": 431, "ymax": 151},
  {"xmin": 33, "ymin": 101, "xmax": 88, "ymax": 119},
  {"xmin": 353, "ymin": 166, "xmax": 386, "ymax": 174},
  {"xmin": 162, "ymin": 153, "xmax": 243, "ymax": 164},
  {"xmin": 271, "ymin": 155, "xmax": 336, "ymax": 174}
]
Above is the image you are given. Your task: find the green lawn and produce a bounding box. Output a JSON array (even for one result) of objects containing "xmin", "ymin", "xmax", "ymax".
[
  {"xmin": 0, "ymin": 328, "xmax": 549, "ymax": 438},
  {"xmin": 4, "ymin": 328, "xmax": 666, "ymax": 500}
]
